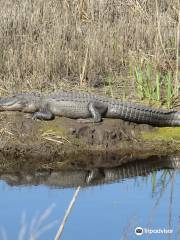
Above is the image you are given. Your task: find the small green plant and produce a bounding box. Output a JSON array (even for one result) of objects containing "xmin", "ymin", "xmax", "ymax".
[
  {"xmin": 155, "ymin": 73, "xmax": 160, "ymax": 101},
  {"xmin": 134, "ymin": 63, "xmax": 156, "ymax": 100},
  {"xmin": 104, "ymin": 74, "xmax": 114, "ymax": 97},
  {"xmin": 134, "ymin": 66, "xmax": 144, "ymax": 99},
  {"xmin": 165, "ymin": 71, "xmax": 174, "ymax": 108},
  {"xmin": 133, "ymin": 64, "xmax": 175, "ymax": 107},
  {"xmin": 145, "ymin": 63, "xmax": 153, "ymax": 98}
]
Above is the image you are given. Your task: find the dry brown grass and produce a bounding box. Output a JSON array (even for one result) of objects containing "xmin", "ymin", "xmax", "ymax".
[{"xmin": 0, "ymin": 0, "xmax": 179, "ymax": 96}]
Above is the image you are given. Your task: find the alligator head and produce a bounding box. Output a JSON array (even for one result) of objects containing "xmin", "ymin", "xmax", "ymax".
[{"xmin": 0, "ymin": 94, "xmax": 40, "ymax": 112}]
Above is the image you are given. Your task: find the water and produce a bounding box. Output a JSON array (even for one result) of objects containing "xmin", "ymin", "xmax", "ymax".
[{"xmin": 0, "ymin": 157, "xmax": 180, "ymax": 240}]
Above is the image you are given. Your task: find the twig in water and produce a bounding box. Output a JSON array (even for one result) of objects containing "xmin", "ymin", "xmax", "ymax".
[{"xmin": 54, "ymin": 186, "xmax": 81, "ymax": 240}]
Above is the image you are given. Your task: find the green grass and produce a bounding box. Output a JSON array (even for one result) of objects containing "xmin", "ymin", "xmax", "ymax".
[
  {"xmin": 104, "ymin": 74, "xmax": 114, "ymax": 97},
  {"xmin": 134, "ymin": 65, "xmax": 144, "ymax": 99},
  {"xmin": 142, "ymin": 127, "xmax": 180, "ymax": 142},
  {"xmin": 155, "ymin": 73, "xmax": 160, "ymax": 101},
  {"xmin": 133, "ymin": 63, "xmax": 175, "ymax": 107},
  {"xmin": 165, "ymin": 71, "xmax": 174, "ymax": 108}
]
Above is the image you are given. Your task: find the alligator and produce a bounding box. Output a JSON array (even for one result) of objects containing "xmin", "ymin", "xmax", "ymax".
[
  {"xmin": 0, "ymin": 90, "xmax": 180, "ymax": 126},
  {"xmin": 1, "ymin": 155, "xmax": 180, "ymax": 188}
]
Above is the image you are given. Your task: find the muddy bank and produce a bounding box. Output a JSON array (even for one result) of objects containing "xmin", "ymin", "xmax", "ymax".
[{"xmin": 0, "ymin": 112, "xmax": 180, "ymax": 162}]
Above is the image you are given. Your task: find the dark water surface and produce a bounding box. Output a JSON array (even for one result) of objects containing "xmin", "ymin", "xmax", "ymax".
[{"xmin": 0, "ymin": 156, "xmax": 180, "ymax": 240}]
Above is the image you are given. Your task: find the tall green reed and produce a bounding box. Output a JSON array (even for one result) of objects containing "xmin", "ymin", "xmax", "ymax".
[{"xmin": 133, "ymin": 64, "xmax": 174, "ymax": 107}]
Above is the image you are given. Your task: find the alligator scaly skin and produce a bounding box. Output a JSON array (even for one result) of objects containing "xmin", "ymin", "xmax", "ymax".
[
  {"xmin": 0, "ymin": 90, "xmax": 179, "ymax": 126},
  {"xmin": 1, "ymin": 156, "xmax": 180, "ymax": 188}
]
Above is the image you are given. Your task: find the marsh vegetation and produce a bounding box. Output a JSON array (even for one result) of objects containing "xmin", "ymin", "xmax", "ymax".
[
  {"xmin": 0, "ymin": 0, "xmax": 179, "ymax": 107},
  {"xmin": 0, "ymin": 2, "xmax": 180, "ymax": 239}
]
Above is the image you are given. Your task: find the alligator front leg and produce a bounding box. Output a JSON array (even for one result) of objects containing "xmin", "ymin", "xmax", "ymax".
[
  {"xmin": 86, "ymin": 168, "xmax": 105, "ymax": 184},
  {"xmin": 32, "ymin": 111, "xmax": 54, "ymax": 120},
  {"xmin": 77, "ymin": 102, "xmax": 107, "ymax": 123}
]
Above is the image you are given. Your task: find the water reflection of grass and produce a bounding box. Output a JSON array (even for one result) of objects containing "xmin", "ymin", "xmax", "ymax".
[
  {"xmin": 0, "ymin": 204, "xmax": 58, "ymax": 240},
  {"xmin": 1, "ymin": 170, "xmax": 179, "ymax": 240},
  {"xmin": 1, "ymin": 187, "xmax": 80, "ymax": 240},
  {"xmin": 151, "ymin": 169, "xmax": 173, "ymax": 199},
  {"xmin": 148, "ymin": 170, "xmax": 176, "ymax": 236},
  {"xmin": 121, "ymin": 169, "xmax": 178, "ymax": 240}
]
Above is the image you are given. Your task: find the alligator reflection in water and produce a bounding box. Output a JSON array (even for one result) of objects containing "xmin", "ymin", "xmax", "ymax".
[{"xmin": 1, "ymin": 155, "xmax": 180, "ymax": 188}]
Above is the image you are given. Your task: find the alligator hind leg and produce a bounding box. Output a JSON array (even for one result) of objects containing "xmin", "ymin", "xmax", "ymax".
[
  {"xmin": 77, "ymin": 102, "xmax": 107, "ymax": 123},
  {"xmin": 32, "ymin": 111, "xmax": 54, "ymax": 120}
]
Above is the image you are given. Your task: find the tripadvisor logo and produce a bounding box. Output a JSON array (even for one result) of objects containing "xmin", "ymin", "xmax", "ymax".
[{"xmin": 135, "ymin": 227, "xmax": 143, "ymax": 236}]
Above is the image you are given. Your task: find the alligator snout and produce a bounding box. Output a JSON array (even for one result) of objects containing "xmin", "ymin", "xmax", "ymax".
[{"xmin": 0, "ymin": 97, "xmax": 23, "ymax": 111}]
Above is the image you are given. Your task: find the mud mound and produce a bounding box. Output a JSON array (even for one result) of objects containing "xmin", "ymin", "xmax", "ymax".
[{"xmin": 0, "ymin": 112, "xmax": 179, "ymax": 162}]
